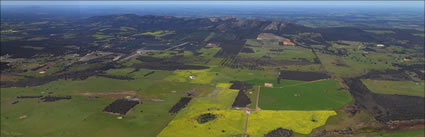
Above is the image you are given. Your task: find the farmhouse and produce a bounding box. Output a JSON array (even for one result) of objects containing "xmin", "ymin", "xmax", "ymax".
[
  {"xmin": 206, "ymin": 43, "xmax": 219, "ymax": 48},
  {"xmin": 264, "ymin": 83, "xmax": 273, "ymax": 87}
]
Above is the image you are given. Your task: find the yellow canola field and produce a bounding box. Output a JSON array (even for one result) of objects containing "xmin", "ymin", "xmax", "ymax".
[
  {"xmin": 247, "ymin": 110, "xmax": 336, "ymax": 136},
  {"xmin": 158, "ymin": 83, "xmax": 337, "ymax": 137}
]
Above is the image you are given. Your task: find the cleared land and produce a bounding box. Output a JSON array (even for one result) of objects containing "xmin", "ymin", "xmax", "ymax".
[
  {"xmin": 0, "ymin": 69, "xmax": 215, "ymax": 137},
  {"xmin": 165, "ymin": 69, "xmax": 216, "ymax": 84},
  {"xmin": 259, "ymin": 80, "xmax": 352, "ymax": 110},
  {"xmin": 362, "ymin": 79, "xmax": 425, "ymax": 97}
]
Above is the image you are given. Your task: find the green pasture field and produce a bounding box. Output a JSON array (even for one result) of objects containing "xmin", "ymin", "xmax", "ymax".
[
  {"xmin": 310, "ymin": 102, "xmax": 382, "ymax": 136},
  {"xmin": 1, "ymin": 69, "xmax": 215, "ymax": 137},
  {"xmin": 212, "ymin": 67, "xmax": 277, "ymax": 84},
  {"xmin": 180, "ymin": 48, "xmax": 221, "ymax": 65},
  {"xmin": 133, "ymin": 30, "xmax": 175, "ymax": 38},
  {"xmin": 105, "ymin": 68, "xmax": 136, "ymax": 77},
  {"xmin": 165, "ymin": 69, "xmax": 217, "ymax": 84},
  {"xmin": 92, "ymin": 34, "xmax": 113, "ymax": 39},
  {"xmin": 317, "ymin": 51, "xmax": 397, "ymax": 77},
  {"xmin": 245, "ymin": 78, "xmax": 305, "ymax": 88},
  {"xmin": 362, "ymin": 79, "xmax": 425, "ymax": 97},
  {"xmin": 259, "ymin": 80, "xmax": 352, "ymax": 110},
  {"xmin": 241, "ymin": 39, "xmax": 316, "ymax": 62}
]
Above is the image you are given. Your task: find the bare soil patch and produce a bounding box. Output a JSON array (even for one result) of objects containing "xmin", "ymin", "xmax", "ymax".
[{"xmin": 81, "ymin": 91, "xmax": 137, "ymax": 99}]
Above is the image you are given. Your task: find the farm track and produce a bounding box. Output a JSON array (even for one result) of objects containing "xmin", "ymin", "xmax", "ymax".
[
  {"xmin": 274, "ymin": 79, "xmax": 330, "ymax": 89},
  {"xmin": 256, "ymin": 86, "xmax": 260, "ymax": 110}
]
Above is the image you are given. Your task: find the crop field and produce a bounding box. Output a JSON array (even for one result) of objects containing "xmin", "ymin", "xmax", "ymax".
[
  {"xmin": 259, "ymin": 80, "xmax": 352, "ymax": 110},
  {"xmin": 158, "ymin": 84, "xmax": 245, "ymax": 137},
  {"xmin": 247, "ymin": 110, "xmax": 337, "ymax": 136},
  {"xmin": 361, "ymin": 79, "xmax": 425, "ymax": 97},
  {"xmin": 212, "ymin": 67, "xmax": 277, "ymax": 83},
  {"xmin": 158, "ymin": 83, "xmax": 338, "ymax": 137}
]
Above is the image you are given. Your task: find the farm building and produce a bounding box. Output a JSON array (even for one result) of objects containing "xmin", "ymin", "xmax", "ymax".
[
  {"xmin": 281, "ymin": 41, "xmax": 295, "ymax": 46},
  {"xmin": 264, "ymin": 83, "xmax": 273, "ymax": 87}
]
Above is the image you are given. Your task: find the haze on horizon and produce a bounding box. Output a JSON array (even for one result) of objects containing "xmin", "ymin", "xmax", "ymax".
[{"xmin": 1, "ymin": 1, "xmax": 424, "ymax": 8}]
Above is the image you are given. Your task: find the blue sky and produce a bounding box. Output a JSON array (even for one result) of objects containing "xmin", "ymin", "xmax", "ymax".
[{"xmin": 1, "ymin": 1, "xmax": 424, "ymax": 8}]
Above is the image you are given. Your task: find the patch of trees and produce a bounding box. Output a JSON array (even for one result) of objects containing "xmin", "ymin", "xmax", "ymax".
[
  {"xmin": 279, "ymin": 70, "xmax": 330, "ymax": 81},
  {"xmin": 265, "ymin": 128, "xmax": 293, "ymax": 137},
  {"xmin": 169, "ymin": 97, "xmax": 192, "ymax": 113},
  {"xmin": 343, "ymin": 78, "xmax": 425, "ymax": 122},
  {"xmin": 103, "ymin": 99, "xmax": 140, "ymax": 115},
  {"xmin": 196, "ymin": 113, "xmax": 217, "ymax": 124},
  {"xmin": 41, "ymin": 96, "xmax": 71, "ymax": 102},
  {"xmin": 231, "ymin": 90, "xmax": 251, "ymax": 108}
]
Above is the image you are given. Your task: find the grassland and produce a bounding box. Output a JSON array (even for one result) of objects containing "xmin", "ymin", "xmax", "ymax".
[
  {"xmin": 317, "ymin": 51, "xmax": 397, "ymax": 77},
  {"xmin": 1, "ymin": 29, "xmax": 18, "ymax": 33},
  {"xmin": 212, "ymin": 67, "xmax": 277, "ymax": 84},
  {"xmin": 134, "ymin": 30, "xmax": 175, "ymax": 38},
  {"xmin": 180, "ymin": 48, "xmax": 221, "ymax": 65},
  {"xmin": 259, "ymin": 80, "xmax": 352, "ymax": 110},
  {"xmin": 362, "ymin": 79, "xmax": 425, "ymax": 97},
  {"xmin": 105, "ymin": 68, "xmax": 136, "ymax": 77},
  {"xmin": 240, "ymin": 39, "xmax": 316, "ymax": 62},
  {"xmin": 92, "ymin": 33, "xmax": 113, "ymax": 39},
  {"xmin": 310, "ymin": 102, "xmax": 382, "ymax": 136},
  {"xmin": 1, "ymin": 69, "xmax": 215, "ymax": 137},
  {"xmin": 165, "ymin": 69, "xmax": 217, "ymax": 84}
]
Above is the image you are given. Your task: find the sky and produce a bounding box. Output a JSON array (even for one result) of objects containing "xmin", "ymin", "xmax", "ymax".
[{"xmin": 1, "ymin": 1, "xmax": 424, "ymax": 8}]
